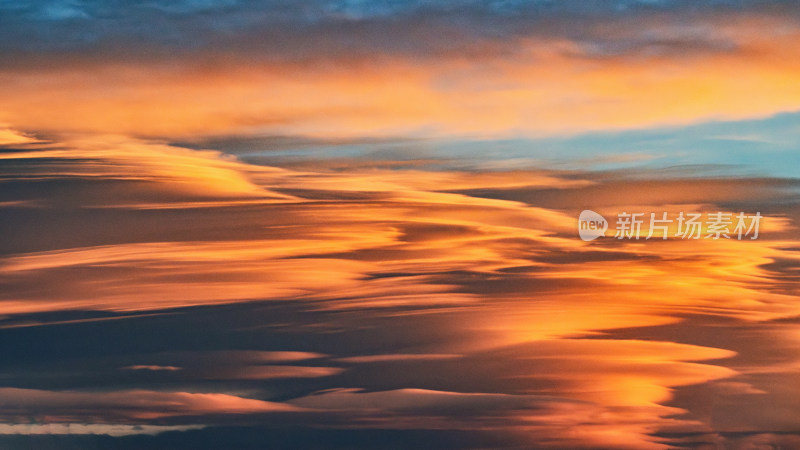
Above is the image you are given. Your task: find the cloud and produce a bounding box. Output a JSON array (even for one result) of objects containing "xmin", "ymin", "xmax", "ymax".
[
  {"xmin": 289, "ymin": 388, "xmax": 562, "ymax": 413},
  {"xmin": 0, "ymin": 127, "xmax": 39, "ymax": 145},
  {"xmin": 120, "ymin": 365, "xmax": 182, "ymax": 372},
  {"xmin": 336, "ymin": 354, "xmax": 461, "ymax": 363},
  {"xmin": 0, "ymin": 423, "xmax": 204, "ymax": 436},
  {"xmin": 1, "ymin": 13, "xmax": 800, "ymax": 442},
  {"xmin": 0, "ymin": 388, "xmax": 299, "ymax": 422},
  {"xmin": 3, "ymin": 4, "xmax": 800, "ymax": 139}
]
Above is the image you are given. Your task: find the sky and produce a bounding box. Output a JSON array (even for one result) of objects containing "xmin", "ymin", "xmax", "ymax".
[{"xmin": 2, "ymin": 1, "xmax": 800, "ymax": 449}]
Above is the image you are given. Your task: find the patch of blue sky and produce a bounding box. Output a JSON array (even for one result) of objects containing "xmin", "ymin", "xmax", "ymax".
[
  {"xmin": 419, "ymin": 111, "xmax": 800, "ymax": 176},
  {"xmin": 232, "ymin": 112, "xmax": 800, "ymax": 177}
]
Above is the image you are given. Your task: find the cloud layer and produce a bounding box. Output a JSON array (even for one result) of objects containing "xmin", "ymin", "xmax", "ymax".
[
  {"xmin": 2, "ymin": 1, "xmax": 800, "ymax": 448},
  {"xmin": 0, "ymin": 133, "xmax": 798, "ymax": 448}
]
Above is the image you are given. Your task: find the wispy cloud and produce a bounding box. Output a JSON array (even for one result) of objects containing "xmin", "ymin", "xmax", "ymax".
[{"xmin": 0, "ymin": 134, "xmax": 799, "ymax": 447}]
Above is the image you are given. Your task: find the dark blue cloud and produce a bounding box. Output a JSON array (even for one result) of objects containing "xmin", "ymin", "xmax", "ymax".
[{"xmin": 0, "ymin": 0, "xmax": 795, "ymax": 60}]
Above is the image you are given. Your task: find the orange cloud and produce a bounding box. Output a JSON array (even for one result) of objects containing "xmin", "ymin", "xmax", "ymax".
[
  {"xmin": 1, "ymin": 135, "xmax": 799, "ymax": 448},
  {"xmin": 2, "ymin": 15, "xmax": 800, "ymax": 140},
  {"xmin": 0, "ymin": 127, "xmax": 39, "ymax": 146}
]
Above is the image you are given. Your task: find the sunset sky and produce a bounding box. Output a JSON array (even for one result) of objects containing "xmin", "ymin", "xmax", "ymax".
[{"xmin": 2, "ymin": 1, "xmax": 800, "ymax": 448}]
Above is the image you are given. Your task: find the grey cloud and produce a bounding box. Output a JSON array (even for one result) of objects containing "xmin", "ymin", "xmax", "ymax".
[{"xmin": 0, "ymin": 0, "xmax": 797, "ymax": 65}]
